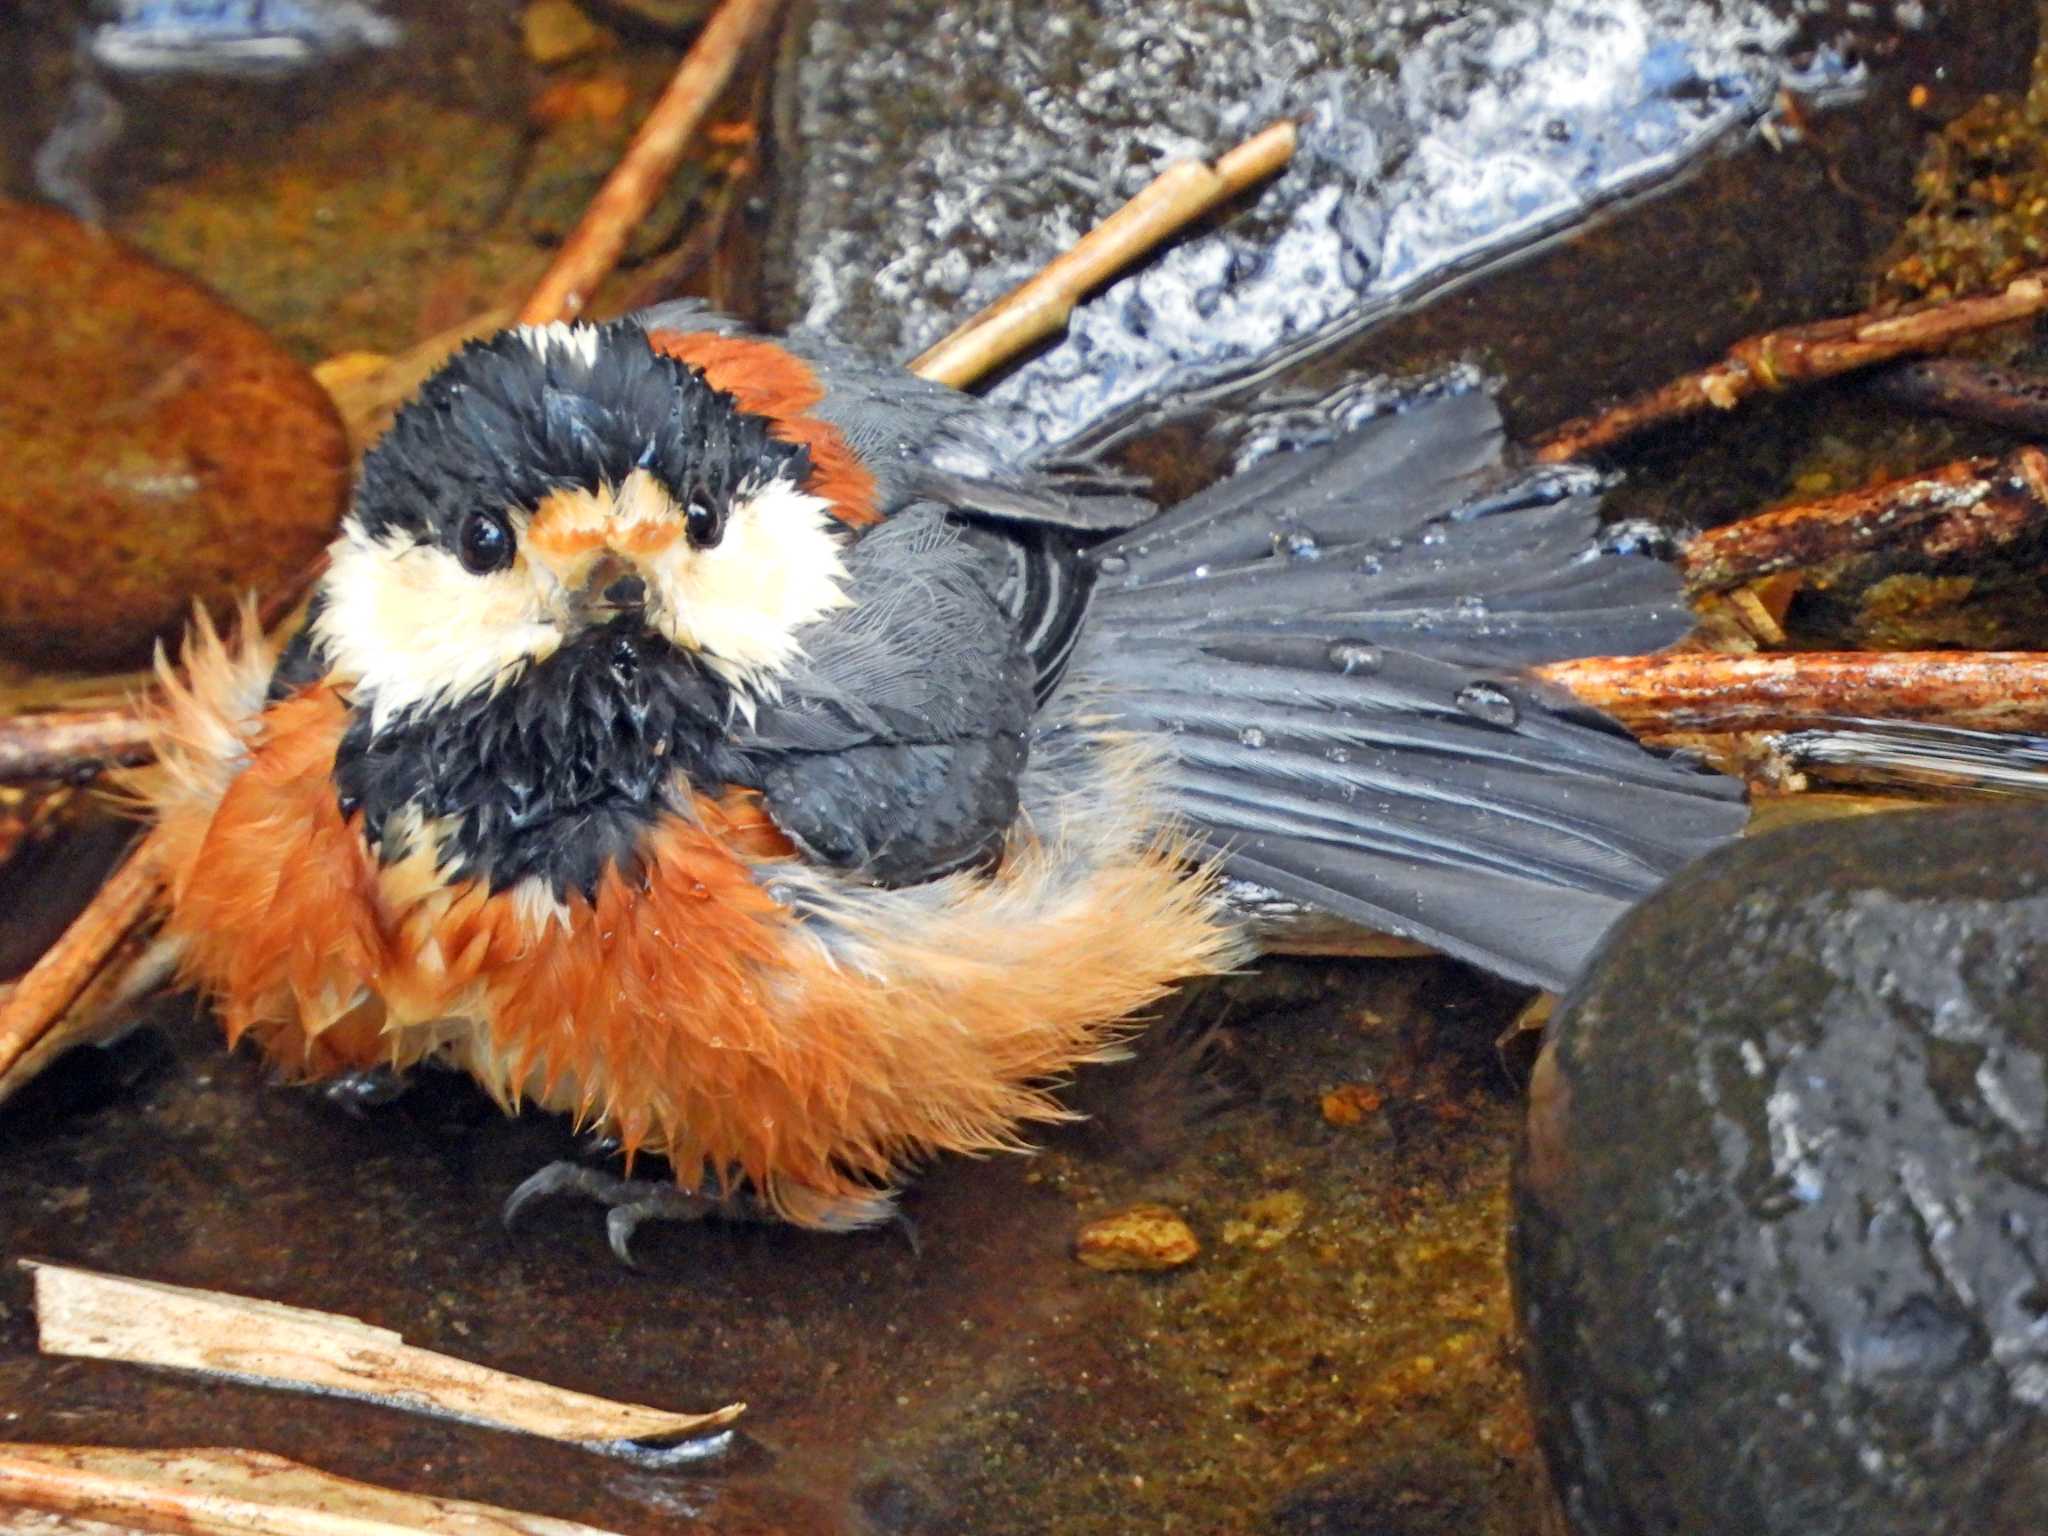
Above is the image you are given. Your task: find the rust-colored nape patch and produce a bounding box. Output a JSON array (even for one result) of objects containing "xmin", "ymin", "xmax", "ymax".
[{"xmin": 646, "ymin": 329, "xmax": 882, "ymax": 527}]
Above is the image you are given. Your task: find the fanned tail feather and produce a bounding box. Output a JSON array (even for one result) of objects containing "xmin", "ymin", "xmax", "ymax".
[{"xmin": 1066, "ymin": 388, "xmax": 1748, "ymax": 991}]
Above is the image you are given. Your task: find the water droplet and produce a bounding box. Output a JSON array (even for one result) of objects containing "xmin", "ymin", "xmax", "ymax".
[
  {"xmin": 1192, "ymin": 563, "xmax": 1213, "ymax": 578},
  {"xmin": 1273, "ymin": 529, "xmax": 1321, "ymax": 561},
  {"xmin": 1454, "ymin": 594, "xmax": 1489, "ymax": 619},
  {"xmin": 1097, "ymin": 553, "xmax": 1129, "ymax": 577},
  {"xmin": 1356, "ymin": 554, "xmax": 1384, "ymax": 576},
  {"xmin": 1239, "ymin": 726, "xmax": 1267, "ymax": 748},
  {"xmin": 1597, "ymin": 519, "xmax": 1681, "ymax": 560},
  {"xmin": 1420, "ymin": 525, "xmax": 1448, "ymax": 546},
  {"xmin": 1326, "ymin": 746, "xmax": 1351, "ymax": 764},
  {"xmin": 1327, "ymin": 641, "xmax": 1384, "ymax": 676},
  {"xmin": 1455, "ymin": 682, "xmax": 1519, "ymax": 728}
]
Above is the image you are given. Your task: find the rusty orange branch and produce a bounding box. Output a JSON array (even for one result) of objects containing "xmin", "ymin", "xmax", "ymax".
[
  {"xmin": 0, "ymin": 708, "xmax": 157, "ymax": 783},
  {"xmin": 0, "ymin": 828, "xmax": 166, "ymax": 1096},
  {"xmin": 1682, "ymin": 447, "xmax": 2048, "ymax": 591},
  {"xmin": 1538, "ymin": 268, "xmax": 2048, "ymax": 462},
  {"xmin": 1540, "ymin": 650, "xmax": 2048, "ymax": 735},
  {"xmin": 517, "ymin": 0, "xmax": 787, "ymax": 326}
]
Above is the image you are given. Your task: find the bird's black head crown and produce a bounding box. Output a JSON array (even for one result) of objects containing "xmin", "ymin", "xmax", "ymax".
[{"xmin": 350, "ymin": 319, "xmax": 811, "ymax": 543}]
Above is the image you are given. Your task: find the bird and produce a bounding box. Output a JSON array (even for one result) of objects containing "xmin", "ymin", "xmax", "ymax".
[{"xmin": 129, "ymin": 304, "xmax": 1747, "ymax": 1243}]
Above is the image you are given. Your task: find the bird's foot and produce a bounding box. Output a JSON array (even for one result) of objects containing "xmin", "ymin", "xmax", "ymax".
[
  {"xmin": 502, "ymin": 1159, "xmax": 918, "ymax": 1263},
  {"xmin": 501, "ymin": 1161, "xmax": 751, "ymax": 1266}
]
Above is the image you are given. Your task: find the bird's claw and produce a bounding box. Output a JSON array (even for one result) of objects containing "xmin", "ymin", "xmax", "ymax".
[{"xmin": 502, "ymin": 1160, "xmax": 724, "ymax": 1266}]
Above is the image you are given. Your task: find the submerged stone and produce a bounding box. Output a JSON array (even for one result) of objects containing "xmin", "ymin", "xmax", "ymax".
[
  {"xmin": 0, "ymin": 202, "xmax": 347, "ymax": 668},
  {"xmin": 1513, "ymin": 804, "xmax": 2048, "ymax": 1536},
  {"xmin": 1075, "ymin": 1203, "xmax": 1201, "ymax": 1271},
  {"xmin": 763, "ymin": 0, "xmax": 2031, "ymax": 464}
]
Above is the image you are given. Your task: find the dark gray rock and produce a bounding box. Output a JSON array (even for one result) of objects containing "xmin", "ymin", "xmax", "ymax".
[
  {"xmin": 1512, "ymin": 804, "xmax": 2048, "ymax": 1536},
  {"xmin": 763, "ymin": 0, "xmax": 2034, "ymax": 463}
]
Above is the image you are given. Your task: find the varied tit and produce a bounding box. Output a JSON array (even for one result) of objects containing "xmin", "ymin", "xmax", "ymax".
[{"xmin": 133, "ymin": 306, "xmax": 1746, "ymax": 1236}]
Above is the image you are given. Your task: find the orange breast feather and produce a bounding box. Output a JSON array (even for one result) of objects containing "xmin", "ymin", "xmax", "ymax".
[{"xmin": 162, "ymin": 692, "xmax": 1239, "ymax": 1226}]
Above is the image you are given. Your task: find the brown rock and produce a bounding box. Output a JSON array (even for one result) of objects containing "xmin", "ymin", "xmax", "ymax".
[
  {"xmin": 0, "ymin": 203, "xmax": 349, "ymax": 668},
  {"xmin": 1074, "ymin": 1204, "xmax": 1199, "ymax": 1272}
]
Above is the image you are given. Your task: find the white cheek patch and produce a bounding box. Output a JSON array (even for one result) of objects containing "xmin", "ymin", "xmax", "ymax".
[
  {"xmin": 315, "ymin": 526, "xmax": 561, "ymax": 731},
  {"xmin": 641, "ymin": 477, "xmax": 853, "ymax": 693}
]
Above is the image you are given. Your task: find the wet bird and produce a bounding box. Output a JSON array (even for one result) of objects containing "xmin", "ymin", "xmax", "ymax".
[{"xmin": 133, "ymin": 307, "xmax": 1746, "ymax": 1241}]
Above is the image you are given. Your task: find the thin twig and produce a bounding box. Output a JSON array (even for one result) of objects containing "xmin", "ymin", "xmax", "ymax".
[
  {"xmin": 1536, "ymin": 267, "xmax": 2048, "ymax": 462},
  {"xmin": 910, "ymin": 119, "xmax": 1299, "ymax": 388},
  {"xmin": 1538, "ymin": 651, "xmax": 2048, "ymax": 734},
  {"xmin": 517, "ymin": 0, "xmax": 787, "ymax": 326},
  {"xmin": 1682, "ymin": 446, "xmax": 2048, "ymax": 591},
  {"xmin": 0, "ymin": 1444, "xmax": 626, "ymax": 1536},
  {"xmin": 0, "ymin": 829, "xmax": 167, "ymax": 1097},
  {"xmin": 0, "ymin": 709, "xmax": 157, "ymax": 783}
]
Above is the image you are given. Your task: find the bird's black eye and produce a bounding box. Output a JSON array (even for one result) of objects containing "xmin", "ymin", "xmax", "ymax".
[
  {"xmin": 684, "ymin": 495, "xmax": 725, "ymax": 550},
  {"xmin": 456, "ymin": 510, "xmax": 513, "ymax": 574}
]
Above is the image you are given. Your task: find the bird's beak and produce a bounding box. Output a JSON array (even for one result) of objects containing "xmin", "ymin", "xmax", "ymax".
[
  {"xmin": 566, "ymin": 552, "xmax": 649, "ymax": 628},
  {"xmin": 524, "ymin": 474, "xmax": 683, "ymax": 632}
]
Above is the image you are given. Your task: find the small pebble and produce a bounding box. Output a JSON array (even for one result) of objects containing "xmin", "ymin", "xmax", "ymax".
[
  {"xmin": 1074, "ymin": 1204, "xmax": 1200, "ymax": 1272},
  {"xmin": 1319, "ymin": 1083, "xmax": 1383, "ymax": 1126},
  {"xmin": 523, "ymin": 0, "xmax": 612, "ymax": 63}
]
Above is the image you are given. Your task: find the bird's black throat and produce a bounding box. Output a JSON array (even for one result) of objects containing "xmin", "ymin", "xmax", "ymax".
[{"xmin": 332, "ymin": 620, "xmax": 759, "ymax": 897}]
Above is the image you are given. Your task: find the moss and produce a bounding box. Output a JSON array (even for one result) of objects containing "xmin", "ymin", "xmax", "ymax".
[{"xmin": 1879, "ymin": 26, "xmax": 2048, "ymax": 304}]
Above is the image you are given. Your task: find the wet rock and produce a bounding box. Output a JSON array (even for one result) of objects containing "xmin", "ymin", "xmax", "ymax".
[
  {"xmin": 0, "ymin": 202, "xmax": 347, "ymax": 668},
  {"xmin": 1074, "ymin": 1203, "xmax": 1200, "ymax": 1271},
  {"xmin": 116, "ymin": 91, "xmax": 532, "ymax": 361},
  {"xmin": 1513, "ymin": 804, "xmax": 2048, "ymax": 1536},
  {"xmin": 764, "ymin": 0, "xmax": 2033, "ymax": 465}
]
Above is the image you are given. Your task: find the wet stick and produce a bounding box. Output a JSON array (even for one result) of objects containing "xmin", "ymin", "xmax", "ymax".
[
  {"xmin": 1538, "ymin": 651, "xmax": 2048, "ymax": 734},
  {"xmin": 0, "ymin": 707, "xmax": 155, "ymax": 783},
  {"xmin": 1681, "ymin": 446, "xmax": 2048, "ymax": 591},
  {"xmin": 1537, "ymin": 267, "xmax": 2048, "ymax": 461},
  {"xmin": 517, "ymin": 0, "xmax": 788, "ymax": 325},
  {"xmin": 0, "ymin": 1444, "xmax": 627, "ymax": 1536},
  {"xmin": 23, "ymin": 1261, "xmax": 743, "ymax": 1451},
  {"xmin": 910, "ymin": 120, "xmax": 1299, "ymax": 388},
  {"xmin": 0, "ymin": 829, "xmax": 166, "ymax": 1104}
]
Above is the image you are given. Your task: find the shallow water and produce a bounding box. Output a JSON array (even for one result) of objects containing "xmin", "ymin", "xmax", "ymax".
[{"xmin": 0, "ymin": 0, "xmax": 2039, "ymax": 1531}]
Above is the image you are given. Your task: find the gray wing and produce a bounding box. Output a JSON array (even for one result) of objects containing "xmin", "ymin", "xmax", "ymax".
[{"xmin": 737, "ymin": 509, "xmax": 1037, "ymax": 884}]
